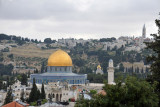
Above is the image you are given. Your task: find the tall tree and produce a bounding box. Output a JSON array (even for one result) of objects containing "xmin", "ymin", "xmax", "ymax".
[
  {"xmin": 41, "ymin": 62, "xmax": 45, "ymax": 73},
  {"xmin": 41, "ymin": 83, "xmax": 46, "ymax": 99},
  {"xmin": 29, "ymin": 78, "xmax": 38, "ymax": 102},
  {"xmin": 21, "ymin": 74, "xmax": 28, "ymax": 86},
  {"xmin": 119, "ymin": 63, "xmax": 124, "ymax": 72},
  {"xmin": 4, "ymin": 86, "xmax": 13, "ymax": 105},
  {"xmin": 145, "ymin": 17, "xmax": 160, "ymax": 104}
]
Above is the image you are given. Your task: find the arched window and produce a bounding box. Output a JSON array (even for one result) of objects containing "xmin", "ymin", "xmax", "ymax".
[
  {"xmin": 53, "ymin": 94, "xmax": 55, "ymax": 98},
  {"xmin": 56, "ymin": 94, "xmax": 59, "ymax": 102}
]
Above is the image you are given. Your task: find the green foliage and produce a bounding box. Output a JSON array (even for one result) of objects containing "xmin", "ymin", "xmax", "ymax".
[
  {"xmin": 41, "ymin": 62, "xmax": 45, "ymax": 73},
  {"xmin": 0, "ymin": 80, "xmax": 7, "ymax": 90},
  {"xmin": 89, "ymin": 90, "xmax": 97, "ymax": 97},
  {"xmin": 1, "ymin": 47, "xmax": 9, "ymax": 52},
  {"xmin": 21, "ymin": 74, "xmax": 28, "ymax": 86},
  {"xmin": 7, "ymin": 54, "xmax": 13, "ymax": 59},
  {"xmin": 41, "ymin": 83, "xmax": 46, "ymax": 99},
  {"xmin": 44, "ymin": 38, "xmax": 56, "ymax": 44},
  {"xmin": 145, "ymin": 18, "xmax": 160, "ymax": 105},
  {"xmin": 73, "ymin": 58, "xmax": 86, "ymax": 67},
  {"xmin": 4, "ymin": 86, "xmax": 13, "ymax": 105},
  {"xmin": 79, "ymin": 67, "xmax": 92, "ymax": 74},
  {"xmin": 99, "ymin": 37, "xmax": 116, "ymax": 42},
  {"xmin": 42, "ymin": 99, "xmax": 47, "ymax": 104},
  {"xmin": 29, "ymin": 78, "xmax": 39, "ymax": 102},
  {"xmin": 75, "ymin": 76, "xmax": 159, "ymax": 107},
  {"xmin": 119, "ymin": 63, "xmax": 124, "ymax": 72},
  {"xmin": 87, "ymin": 73, "xmax": 107, "ymax": 83},
  {"xmin": 0, "ymin": 64, "xmax": 13, "ymax": 76},
  {"xmin": 30, "ymin": 101, "xmax": 37, "ymax": 106}
]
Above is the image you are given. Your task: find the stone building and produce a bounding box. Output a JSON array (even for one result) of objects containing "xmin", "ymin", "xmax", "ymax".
[{"xmin": 96, "ymin": 65, "xmax": 104, "ymax": 75}]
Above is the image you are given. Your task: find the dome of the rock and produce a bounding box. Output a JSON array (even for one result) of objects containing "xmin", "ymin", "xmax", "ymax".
[{"xmin": 47, "ymin": 49, "xmax": 72, "ymax": 66}]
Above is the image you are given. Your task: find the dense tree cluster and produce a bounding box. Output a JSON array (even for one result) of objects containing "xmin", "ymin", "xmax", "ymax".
[
  {"xmin": 73, "ymin": 58, "xmax": 86, "ymax": 67},
  {"xmin": 99, "ymin": 37, "xmax": 116, "ymax": 42},
  {"xmin": 44, "ymin": 38, "xmax": 56, "ymax": 44},
  {"xmin": 75, "ymin": 76, "xmax": 159, "ymax": 107},
  {"xmin": 0, "ymin": 63, "xmax": 13, "ymax": 76},
  {"xmin": 29, "ymin": 78, "xmax": 46, "ymax": 103},
  {"xmin": 0, "ymin": 33, "xmax": 42, "ymax": 45},
  {"xmin": 87, "ymin": 73, "xmax": 108, "ymax": 83}
]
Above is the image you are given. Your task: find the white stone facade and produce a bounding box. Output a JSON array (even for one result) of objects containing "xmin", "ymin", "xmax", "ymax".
[{"xmin": 107, "ymin": 59, "xmax": 115, "ymax": 85}]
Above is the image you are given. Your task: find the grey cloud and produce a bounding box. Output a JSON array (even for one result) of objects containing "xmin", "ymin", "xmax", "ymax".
[{"xmin": 0, "ymin": 0, "xmax": 159, "ymax": 39}]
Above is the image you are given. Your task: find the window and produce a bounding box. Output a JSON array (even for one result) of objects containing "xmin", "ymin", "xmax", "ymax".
[
  {"xmin": 65, "ymin": 67, "xmax": 67, "ymax": 71},
  {"xmin": 50, "ymin": 67, "xmax": 52, "ymax": 72}
]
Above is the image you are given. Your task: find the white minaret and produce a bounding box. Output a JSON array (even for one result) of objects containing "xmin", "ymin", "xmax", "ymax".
[
  {"xmin": 107, "ymin": 59, "xmax": 115, "ymax": 84},
  {"xmin": 142, "ymin": 24, "xmax": 146, "ymax": 38}
]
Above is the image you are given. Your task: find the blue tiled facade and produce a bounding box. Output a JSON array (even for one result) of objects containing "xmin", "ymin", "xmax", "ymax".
[{"xmin": 30, "ymin": 66, "xmax": 88, "ymax": 85}]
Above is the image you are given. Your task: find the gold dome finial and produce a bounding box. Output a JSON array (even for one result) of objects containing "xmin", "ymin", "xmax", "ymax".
[{"xmin": 97, "ymin": 65, "xmax": 101, "ymax": 69}]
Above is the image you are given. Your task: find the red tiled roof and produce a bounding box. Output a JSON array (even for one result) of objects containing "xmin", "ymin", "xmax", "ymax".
[
  {"xmin": 98, "ymin": 90, "xmax": 106, "ymax": 96},
  {"xmin": 2, "ymin": 101, "xmax": 29, "ymax": 107}
]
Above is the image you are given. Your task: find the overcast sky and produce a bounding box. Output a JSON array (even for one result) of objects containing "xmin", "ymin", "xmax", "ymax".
[{"xmin": 0, "ymin": 0, "xmax": 159, "ymax": 40}]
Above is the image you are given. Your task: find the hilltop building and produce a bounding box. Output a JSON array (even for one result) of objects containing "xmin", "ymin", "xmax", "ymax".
[
  {"xmin": 96, "ymin": 65, "xmax": 104, "ymax": 75},
  {"xmin": 107, "ymin": 59, "xmax": 115, "ymax": 85},
  {"xmin": 30, "ymin": 49, "xmax": 88, "ymax": 85},
  {"xmin": 142, "ymin": 24, "xmax": 146, "ymax": 38}
]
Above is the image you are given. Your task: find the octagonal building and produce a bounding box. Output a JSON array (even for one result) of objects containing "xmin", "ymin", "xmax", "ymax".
[{"xmin": 30, "ymin": 49, "xmax": 88, "ymax": 85}]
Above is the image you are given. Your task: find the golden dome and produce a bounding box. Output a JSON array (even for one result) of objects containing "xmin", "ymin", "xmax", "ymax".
[
  {"xmin": 47, "ymin": 49, "xmax": 72, "ymax": 66},
  {"xmin": 97, "ymin": 65, "xmax": 101, "ymax": 69}
]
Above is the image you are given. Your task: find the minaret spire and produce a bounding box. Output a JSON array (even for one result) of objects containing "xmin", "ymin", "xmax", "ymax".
[{"xmin": 107, "ymin": 59, "xmax": 115, "ymax": 84}]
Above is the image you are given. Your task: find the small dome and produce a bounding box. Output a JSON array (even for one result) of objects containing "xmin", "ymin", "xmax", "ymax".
[
  {"xmin": 109, "ymin": 59, "xmax": 113, "ymax": 62},
  {"xmin": 47, "ymin": 49, "xmax": 72, "ymax": 66},
  {"xmin": 97, "ymin": 65, "xmax": 101, "ymax": 69}
]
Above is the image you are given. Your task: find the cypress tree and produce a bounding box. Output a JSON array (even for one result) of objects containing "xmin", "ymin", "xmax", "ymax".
[
  {"xmin": 145, "ymin": 17, "xmax": 160, "ymax": 105},
  {"xmin": 41, "ymin": 83, "xmax": 46, "ymax": 99},
  {"xmin": 21, "ymin": 73, "xmax": 28, "ymax": 86},
  {"xmin": 29, "ymin": 78, "xmax": 38, "ymax": 102},
  {"xmin": 41, "ymin": 62, "xmax": 45, "ymax": 73},
  {"xmin": 4, "ymin": 86, "xmax": 13, "ymax": 105},
  {"xmin": 37, "ymin": 89, "xmax": 41, "ymax": 100}
]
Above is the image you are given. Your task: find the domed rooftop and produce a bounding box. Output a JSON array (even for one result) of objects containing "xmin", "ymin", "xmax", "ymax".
[
  {"xmin": 47, "ymin": 49, "xmax": 72, "ymax": 66},
  {"xmin": 109, "ymin": 59, "xmax": 113, "ymax": 62},
  {"xmin": 97, "ymin": 65, "xmax": 101, "ymax": 69}
]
